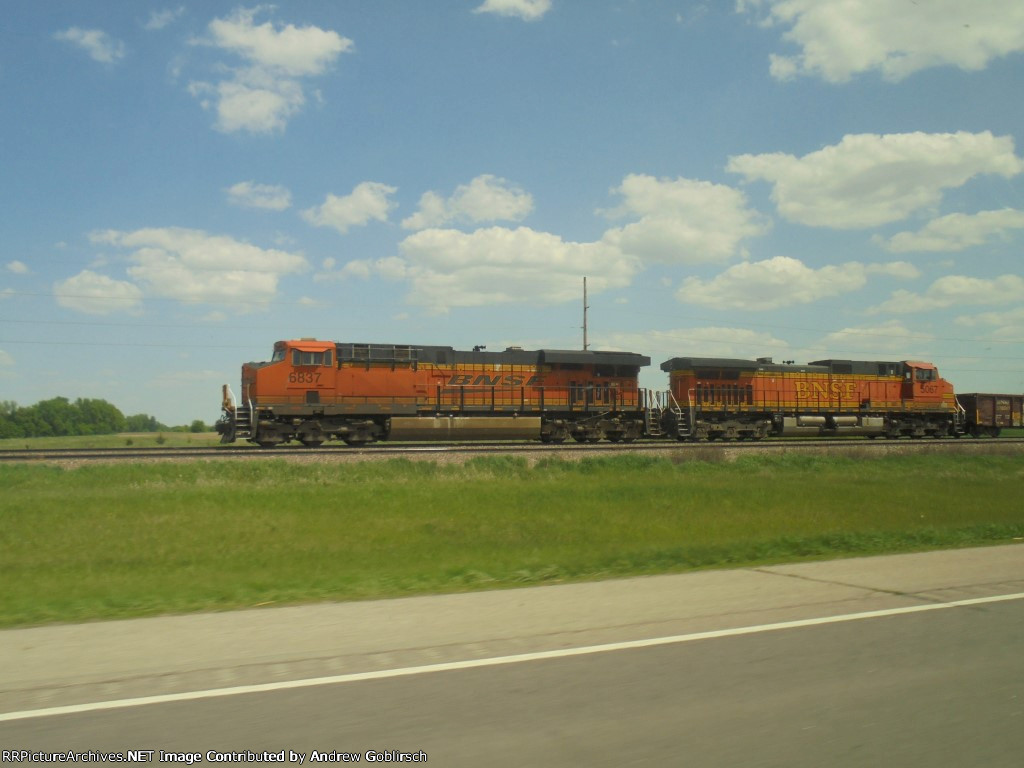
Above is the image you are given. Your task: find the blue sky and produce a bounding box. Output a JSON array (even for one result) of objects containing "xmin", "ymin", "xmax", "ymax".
[{"xmin": 2, "ymin": 0, "xmax": 1023, "ymax": 426}]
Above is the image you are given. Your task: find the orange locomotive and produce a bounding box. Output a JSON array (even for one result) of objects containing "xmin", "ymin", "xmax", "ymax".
[
  {"xmin": 218, "ymin": 338, "xmax": 651, "ymax": 447},
  {"xmin": 659, "ymin": 357, "xmax": 962, "ymax": 440}
]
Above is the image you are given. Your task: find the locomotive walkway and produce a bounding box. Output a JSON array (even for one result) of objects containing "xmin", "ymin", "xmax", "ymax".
[{"xmin": 2, "ymin": 543, "xmax": 1023, "ymax": 720}]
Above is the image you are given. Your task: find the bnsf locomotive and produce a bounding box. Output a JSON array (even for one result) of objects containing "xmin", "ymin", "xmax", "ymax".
[
  {"xmin": 217, "ymin": 338, "xmax": 1022, "ymax": 446},
  {"xmin": 218, "ymin": 338, "xmax": 651, "ymax": 447}
]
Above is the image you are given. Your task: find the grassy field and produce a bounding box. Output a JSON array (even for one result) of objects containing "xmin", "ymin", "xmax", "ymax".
[{"xmin": 1, "ymin": 450, "xmax": 1022, "ymax": 628}]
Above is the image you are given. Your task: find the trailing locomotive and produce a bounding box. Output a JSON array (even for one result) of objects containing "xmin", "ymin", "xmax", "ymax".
[
  {"xmin": 216, "ymin": 339, "xmax": 1021, "ymax": 446},
  {"xmin": 217, "ymin": 338, "xmax": 651, "ymax": 447},
  {"xmin": 660, "ymin": 356, "xmax": 959, "ymax": 440}
]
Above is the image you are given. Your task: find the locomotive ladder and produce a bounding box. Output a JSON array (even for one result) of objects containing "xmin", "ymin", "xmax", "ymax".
[
  {"xmin": 641, "ymin": 389, "xmax": 663, "ymax": 436},
  {"xmin": 653, "ymin": 390, "xmax": 691, "ymax": 439},
  {"xmin": 670, "ymin": 390, "xmax": 692, "ymax": 439},
  {"xmin": 233, "ymin": 403, "xmax": 254, "ymax": 440},
  {"xmin": 644, "ymin": 405, "xmax": 663, "ymax": 436},
  {"xmin": 642, "ymin": 390, "xmax": 690, "ymax": 438}
]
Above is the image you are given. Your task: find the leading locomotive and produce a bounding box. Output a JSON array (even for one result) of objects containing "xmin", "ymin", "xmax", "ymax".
[{"xmin": 217, "ymin": 338, "xmax": 651, "ymax": 447}]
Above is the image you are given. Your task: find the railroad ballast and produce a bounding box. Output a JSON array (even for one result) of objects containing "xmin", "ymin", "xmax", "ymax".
[{"xmin": 216, "ymin": 338, "xmax": 1022, "ymax": 447}]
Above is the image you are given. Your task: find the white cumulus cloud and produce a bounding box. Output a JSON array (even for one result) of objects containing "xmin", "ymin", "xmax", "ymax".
[
  {"xmin": 88, "ymin": 227, "xmax": 308, "ymax": 311},
  {"xmin": 728, "ymin": 131, "xmax": 1024, "ymax": 229},
  {"xmin": 473, "ymin": 0, "xmax": 552, "ymax": 21},
  {"xmin": 189, "ymin": 7, "xmax": 353, "ymax": 134},
  {"xmin": 741, "ymin": 0, "xmax": 1024, "ymax": 82},
  {"xmin": 601, "ymin": 174, "xmax": 770, "ymax": 265},
  {"xmin": 879, "ymin": 208, "xmax": 1024, "ymax": 252},
  {"xmin": 6, "ymin": 261, "xmax": 29, "ymax": 275},
  {"xmin": 815, "ymin": 321, "xmax": 935, "ymax": 358},
  {"xmin": 678, "ymin": 256, "xmax": 916, "ymax": 310},
  {"xmin": 330, "ymin": 173, "xmax": 774, "ymax": 312},
  {"xmin": 402, "ymin": 175, "xmax": 533, "ymax": 230},
  {"xmin": 870, "ymin": 274, "xmax": 1024, "ymax": 314},
  {"xmin": 144, "ymin": 7, "xmax": 186, "ymax": 31},
  {"xmin": 54, "ymin": 27, "xmax": 126, "ymax": 64},
  {"xmin": 54, "ymin": 270, "xmax": 144, "ymax": 315},
  {"xmin": 302, "ymin": 182, "xmax": 398, "ymax": 234},
  {"xmin": 955, "ymin": 306, "xmax": 1024, "ymax": 340},
  {"xmin": 377, "ymin": 226, "xmax": 640, "ymax": 313},
  {"xmin": 227, "ymin": 181, "xmax": 292, "ymax": 210}
]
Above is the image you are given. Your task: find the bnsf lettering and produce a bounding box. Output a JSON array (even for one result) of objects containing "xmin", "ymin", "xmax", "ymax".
[
  {"xmin": 447, "ymin": 375, "xmax": 542, "ymax": 387},
  {"xmin": 794, "ymin": 381, "xmax": 857, "ymax": 399}
]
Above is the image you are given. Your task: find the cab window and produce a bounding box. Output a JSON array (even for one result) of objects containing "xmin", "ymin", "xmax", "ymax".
[{"xmin": 292, "ymin": 350, "xmax": 333, "ymax": 367}]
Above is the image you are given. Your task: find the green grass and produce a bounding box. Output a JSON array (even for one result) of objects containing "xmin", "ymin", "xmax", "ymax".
[{"xmin": 1, "ymin": 452, "xmax": 1022, "ymax": 627}]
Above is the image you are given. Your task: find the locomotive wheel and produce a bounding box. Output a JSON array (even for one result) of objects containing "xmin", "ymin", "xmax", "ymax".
[{"xmin": 300, "ymin": 439, "xmax": 324, "ymax": 447}]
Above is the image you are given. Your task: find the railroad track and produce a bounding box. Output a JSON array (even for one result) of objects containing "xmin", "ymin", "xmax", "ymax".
[{"xmin": 2, "ymin": 437, "xmax": 1022, "ymax": 463}]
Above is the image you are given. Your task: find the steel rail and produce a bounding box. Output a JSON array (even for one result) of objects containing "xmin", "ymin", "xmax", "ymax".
[{"xmin": 1, "ymin": 437, "xmax": 1022, "ymax": 463}]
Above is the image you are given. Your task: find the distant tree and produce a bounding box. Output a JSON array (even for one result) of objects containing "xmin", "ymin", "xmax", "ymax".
[
  {"xmin": 12, "ymin": 405, "xmax": 48, "ymax": 437},
  {"xmin": 75, "ymin": 398, "xmax": 126, "ymax": 434},
  {"xmin": 5, "ymin": 397, "xmax": 129, "ymax": 437},
  {"xmin": 0, "ymin": 400, "xmax": 22, "ymax": 439},
  {"xmin": 29, "ymin": 398, "xmax": 77, "ymax": 436},
  {"xmin": 125, "ymin": 413, "xmax": 161, "ymax": 432},
  {"xmin": 189, "ymin": 419, "xmax": 207, "ymax": 433}
]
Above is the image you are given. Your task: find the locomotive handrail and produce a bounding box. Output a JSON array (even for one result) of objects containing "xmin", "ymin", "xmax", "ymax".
[{"xmin": 221, "ymin": 384, "xmax": 237, "ymax": 412}]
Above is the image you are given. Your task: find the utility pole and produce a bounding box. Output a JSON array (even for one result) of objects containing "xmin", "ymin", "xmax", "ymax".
[{"xmin": 582, "ymin": 276, "xmax": 589, "ymax": 351}]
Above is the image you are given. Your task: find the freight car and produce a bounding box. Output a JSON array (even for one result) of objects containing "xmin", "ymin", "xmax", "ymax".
[
  {"xmin": 658, "ymin": 356, "xmax": 962, "ymax": 440},
  {"xmin": 956, "ymin": 393, "xmax": 1024, "ymax": 437},
  {"xmin": 217, "ymin": 338, "xmax": 651, "ymax": 447}
]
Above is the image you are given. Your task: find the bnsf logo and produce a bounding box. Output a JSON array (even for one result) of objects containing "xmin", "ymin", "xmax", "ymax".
[
  {"xmin": 447, "ymin": 374, "xmax": 543, "ymax": 387},
  {"xmin": 795, "ymin": 381, "xmax": 857, "ymax": 399}
]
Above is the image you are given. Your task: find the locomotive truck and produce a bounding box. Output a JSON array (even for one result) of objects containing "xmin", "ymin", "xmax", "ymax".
[{"xmin": 216, "ymin": 338, "xmax": 1021, "ymax": 446}]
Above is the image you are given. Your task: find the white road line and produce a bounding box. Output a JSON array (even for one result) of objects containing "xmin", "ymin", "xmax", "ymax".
[{"xmin": 3, "ymin": 591, "xmax": 1023, "ymax": 723}]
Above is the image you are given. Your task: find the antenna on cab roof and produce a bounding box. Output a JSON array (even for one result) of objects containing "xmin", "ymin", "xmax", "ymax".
[{"xmin": 582, "ymin": 276, "xmax": 589, "ymax": 351}]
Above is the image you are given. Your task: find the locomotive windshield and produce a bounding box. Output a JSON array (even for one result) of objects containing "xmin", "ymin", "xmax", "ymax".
[{"xmin": 292, "ymin": 349, "xmax": 333, "ymax": 367}]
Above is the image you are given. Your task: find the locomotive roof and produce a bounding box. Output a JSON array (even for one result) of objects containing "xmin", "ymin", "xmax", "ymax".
[
  {"xmin": 662, "ymin": 356, "xmax": 911, "ymax": 376},
  {"xmin": 540, "ymin": 349, "xmax": 651, "ymax": 367},
  {"xmin": 660, "ymin": 357, "xmax": 827, "ymax": 374},
  {"xmin": 334, "ymin": 342, "xmax": 649, "ymax": 368},
  {"xmin": 809, "ymin": 359, "xmax": 906, "ymax": 375}
]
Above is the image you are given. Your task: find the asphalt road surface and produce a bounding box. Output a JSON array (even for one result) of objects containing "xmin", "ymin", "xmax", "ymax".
[{"xmin": 2, "ymin": 545, "xmax": 1023, "ymax": 767}]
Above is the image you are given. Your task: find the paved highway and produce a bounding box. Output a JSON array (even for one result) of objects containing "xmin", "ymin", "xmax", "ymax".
[{"xmin": 2, "ymin": 545, "xmax": 1023, "ymax": 766}]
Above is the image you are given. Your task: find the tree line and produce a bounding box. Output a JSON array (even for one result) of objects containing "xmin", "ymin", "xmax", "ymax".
[{"xmin": 0, "ymin": 397, "xmax": 207, "ymax": 439}]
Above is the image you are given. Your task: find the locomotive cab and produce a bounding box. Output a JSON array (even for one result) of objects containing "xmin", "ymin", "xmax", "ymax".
[
  {"xmin": 240, "ymin": 339, "xmax": 337, "ymax": 408},
  {"xmin": 901, "ymin": 362, "xmax": 954, "ymax": 405},
  {"xmin": 218, "ymin": 339, "xmax": 340, "ymax": 446}
]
